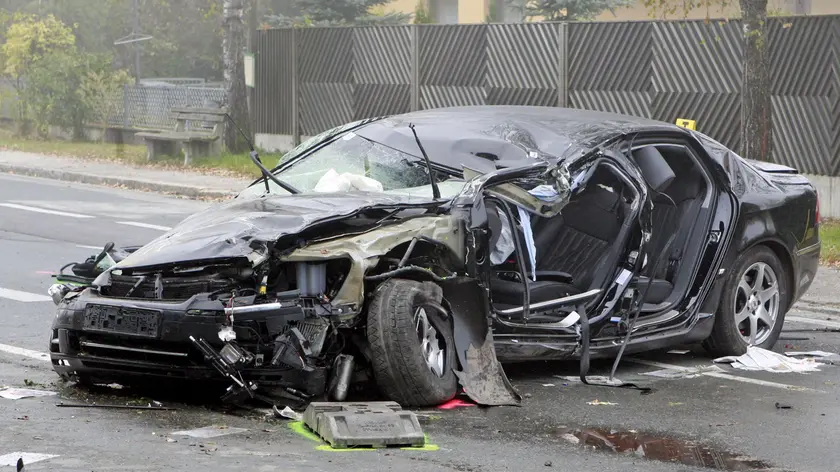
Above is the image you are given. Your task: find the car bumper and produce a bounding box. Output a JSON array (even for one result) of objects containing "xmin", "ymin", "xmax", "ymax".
[{"xmin": 49, "ymin": 289, "xmax": 326, "ymax": 394}]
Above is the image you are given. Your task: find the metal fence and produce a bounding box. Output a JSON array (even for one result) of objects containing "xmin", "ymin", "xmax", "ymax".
[
  {"xmin": 252, "ymin": 15, "xmax": 840, "ymax": 177},
  {"xmin": 107, "ymin": 84, "xmax": 226, "ymax": 130}
]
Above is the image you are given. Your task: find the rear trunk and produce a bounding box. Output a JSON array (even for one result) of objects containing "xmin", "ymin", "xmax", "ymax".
[{"xmin": 746, "ymin": 159, "xmax": 812, "ymax": 186}]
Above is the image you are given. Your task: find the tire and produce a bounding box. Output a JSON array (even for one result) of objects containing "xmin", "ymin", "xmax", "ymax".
[
  {"xmin": 366, "ymin": 278, "xmax": 457, "ymax": 407},
  {"xmin": 703, "ymin": 245, "xmax": 790, "ymax": 357}
]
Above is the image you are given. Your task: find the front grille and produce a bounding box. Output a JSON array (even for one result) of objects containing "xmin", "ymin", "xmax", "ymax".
[{"xmin": 102, "ymin": 274, "xmax": 235, "ymax": 300}]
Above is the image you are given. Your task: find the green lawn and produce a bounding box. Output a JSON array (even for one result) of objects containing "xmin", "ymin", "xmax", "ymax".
[
  {"xmin": 821, "ymin": 218, "xmax": 840, "ymax": 267},
  {"xmin": 0, "ymin": 133, "xmax": 283, "ymax": 179}
]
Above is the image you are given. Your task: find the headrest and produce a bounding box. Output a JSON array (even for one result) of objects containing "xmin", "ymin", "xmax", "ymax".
[{"xmin": 633, "ymin": 146, "xmax": 676, "ymax": 193}]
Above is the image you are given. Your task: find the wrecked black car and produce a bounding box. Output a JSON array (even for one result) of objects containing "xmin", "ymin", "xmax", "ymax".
[{"xmin": 47, "ymin": 106, "xmax": 821, "ymax": 407}]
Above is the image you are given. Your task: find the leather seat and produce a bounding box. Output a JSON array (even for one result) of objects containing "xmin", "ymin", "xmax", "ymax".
[{"xmin": 490, "ymin": 277, "xmax": 579, "ymax": 306}]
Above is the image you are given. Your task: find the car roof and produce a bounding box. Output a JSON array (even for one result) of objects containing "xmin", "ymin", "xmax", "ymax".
[{"xmin": 352, "ymin": 106, "xmax": 679, "ymax": 174}]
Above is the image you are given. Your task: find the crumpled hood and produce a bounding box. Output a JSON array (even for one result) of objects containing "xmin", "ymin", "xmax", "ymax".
[{"xmin": 115, "ymin": 192, "xmax": 435, "ymax": 270}]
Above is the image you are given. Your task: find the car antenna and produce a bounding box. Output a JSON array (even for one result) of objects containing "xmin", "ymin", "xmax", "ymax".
[
  {"xmin": 223, "ymin": 112, "xmax": 299, "ymax": 195},
  {"xmin": 408, "ymin": 123, "xmax": 441, "ymax": 200}
]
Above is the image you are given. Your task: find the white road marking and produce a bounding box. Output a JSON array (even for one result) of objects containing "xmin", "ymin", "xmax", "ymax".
[
  {"xmin": 0, "ymin": 202, "xmax": 94, "ymax": 218},
  {"xmin": 76, "ymin": 244, "xmax": 103, "ymax": 250},
  {"xmin": 117, "ymin": 221, "xmax": 172, "ymax": 231},
  {"xmin": 787, "ymin": 315, "xmax": 840, "ymax": 329},
  {"xmin": 0, "ymin": 287, "xmax": 52, "ymax": 303},
  {"xmin": 0, "ymin": 452, "xmax": 59, "ymax": 467},
  {"xmin": 625, "ymin": 357, "xmax": 822, "ymax": 392},
  {"xmin": 0, "ymin": 343, "xmax": 50, "ymax": 362}
]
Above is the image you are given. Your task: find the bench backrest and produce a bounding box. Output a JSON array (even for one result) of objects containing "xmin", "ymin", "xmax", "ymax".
[{"xmin": 170, "ymin": 107, "xmax": 229, "ymax": 136}]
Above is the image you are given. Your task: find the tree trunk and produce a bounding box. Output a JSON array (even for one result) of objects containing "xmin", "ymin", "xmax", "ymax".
[
  {"xmin": 740, "ymin": 0, "xmax": 771, "ymax": 161},
  {"xmin": 223, "ymin": 0, "xmax": 251, "ymax": 153}
]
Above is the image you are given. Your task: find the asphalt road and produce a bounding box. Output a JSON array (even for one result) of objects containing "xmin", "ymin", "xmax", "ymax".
[{"xmin": 1, "ymin": 173, "xmax": 838, "ymax": 472}]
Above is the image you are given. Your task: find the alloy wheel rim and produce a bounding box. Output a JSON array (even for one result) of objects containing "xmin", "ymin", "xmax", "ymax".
[
  {"xmin": 414, "ymin": 307, "xmax": 445, "ymax": 378},
  {"xmin": 734, "ymin": 261, "xmax": 780, "ymax": 345}
]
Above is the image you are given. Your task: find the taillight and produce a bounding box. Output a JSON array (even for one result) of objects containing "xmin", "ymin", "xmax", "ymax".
[{"xmin": 815, "ymin": 192, "xmax": 821, "ymax": 225}]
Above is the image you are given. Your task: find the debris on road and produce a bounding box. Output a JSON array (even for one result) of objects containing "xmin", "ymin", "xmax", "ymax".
[
  {"xmin": 713, "ymin": 346, "xmax": 823, "ymax": 373},
  {"xmin": 302, "ymin": 401, "xmax": 425, "ymax": 449},
  {"xmin": 171, "ymin": 425, "xmax": 248, "ymax": 439},
  {"xmin": 436, "ymin": 398, "xmax": 476, "ymax": 410},
  {"xmin": 0, "ymin": 453, "xmax": 59, "ymax": 467},
  {"xmin": 0, "ymin": 387, "xmax": 58, "ymax": 400},
  {"xmin": 774, "ymin": 402, "xmax": 793, "ymax": 409},
  {"xmin": 586, "ymin": 399, "xmax": 618, "ymax": 406},
  {"xmin": 55, "ymin": 402, "xmax": 174, "ymax": 411},
  {"xmin": 273, "ymin": 405, "xmax": 302, "ymax": 421},
  {"xmin": 642, "ymin": 365, "xmax": 724, "ymax": 379}
]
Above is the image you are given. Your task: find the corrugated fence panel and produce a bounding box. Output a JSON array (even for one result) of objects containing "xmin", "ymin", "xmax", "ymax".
[
  {"xmin": 418, "ymin": 24, "xmax": 487, "ymax": 108},
  {"xmin": 568, "ymin": 21, "xmax": 652, "ymax": 118},
  {"xmin": 254, "ymin": 28, "xmax": 294, "ymax": 135},
  {"xmin": 352, "ymin": 26, "xmax": 412, "ymax": 120},
  {"xmin": 486, "ymin": 23, "xmax": 560, "ymax": 106},
  {"xmin": 298, "ymin": 28, "xmax": 354, "ymax": 135},
  {"xmin": 651, "ymin": 20, "xmax": 743, "ymax": 151},
  {"xmin": 769, "ymin": 16, "xmax": 840, "ymax": 175}
]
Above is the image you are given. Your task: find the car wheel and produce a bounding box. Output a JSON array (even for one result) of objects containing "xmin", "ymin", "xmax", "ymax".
[
  {"xmin": 367, "ymin": 278, "xmax": 457, "ymax": 407},
  {"xmin": 703, "ymin": 245, "xmax": 789, "ymax": 357}
]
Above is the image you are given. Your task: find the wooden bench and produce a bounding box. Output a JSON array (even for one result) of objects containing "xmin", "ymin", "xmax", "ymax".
[{"xmin": 136, "ymin": 107, "xmax": 228, "ymax": 165}]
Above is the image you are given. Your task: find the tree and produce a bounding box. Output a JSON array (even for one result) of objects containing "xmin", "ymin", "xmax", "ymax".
[
  {"xmin": 222, "ymin": 0, "xmax": 250, "ymax": 152},
  {"xmin": 265, "ymin": 0, "xmax": 411, "ymax": 26},
  {"xmin": 522, "ymin": 0, "xmax": 633, "ymax": 22},
  {"xmin": 645, "ymin": 0, "xmax": 771, "ymax": 161}
]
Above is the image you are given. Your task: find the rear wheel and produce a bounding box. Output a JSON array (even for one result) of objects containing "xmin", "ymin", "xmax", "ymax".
[
  {"xmin": 703, "ymin": 246, "xmax": 789, "ymax": 356},
  {"xmin": 367, "ymin": 278, "xmax": 457, "ymax": 407}
]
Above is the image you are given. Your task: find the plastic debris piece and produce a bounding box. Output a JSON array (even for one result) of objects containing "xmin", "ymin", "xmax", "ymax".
[
  {"xmin": 784, "ymin": 351, "xmax": 835, "ymax": 358},
  {"xmin": 775, "ymin": 402, "xmax": 792, "ymax": 409},
  {"xmin": 642, "ymin": 365, "xmax": 724, "ymax": 380},
  {"xmin": 587, "ymin": 400, "xmax": 618, "ymax": 406},
  {"xmin": 528, "ymin": 184, "xmax": 561, "ymax": 202},
  {"xmin": 542, "ymin": 383, "xmax": 556, "ymax": 387},
  {"xmin": 714, "ymin": 346, "xmax": 822, "ymax": 373},
  {"xmin": 0, "ymin": 388, "xmax": 57, "ymax": 400},
  {"xmin": 437, "ymin": 398, "xmax": 476, "ymax": 410},
  {"xmin": 218, "ymin": 326, "xmax": 236, "ymax": 342},
  {"xmin": 171, "ymin": 426, "xmax": 248, "ymax": 439},
  {"xmin": 561, "ymin": 433, "xmax": 580, "ymax": 444},
  {"xmin": 667, "ymin": 349, "xmax": 690, "ymax": 355},
  {"xmin": 273, "ymin": 405, "xmax": 302, "ymax": 421}
]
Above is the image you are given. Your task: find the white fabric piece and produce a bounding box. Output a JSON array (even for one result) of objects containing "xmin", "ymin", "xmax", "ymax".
[
  {"xmin": 528, "ymin": 184, "xmax": 560, "ymax": 202},
  {"xmin": 313, "ymin": 169, "xmax": 384, "ymax": 193},
  {"xmin": 490, "ymin": 209, "xmax": 514, "ymax": 265},
  {"xmin": 0, "ymin": 453, "xmax": 59, "ymax": 466},
  {"xmin": 0, "ymin": 387, "xmax": 57, "ymax": 400},
  {"xmin": 713, "ymin": 346, "xmax": 822, "ymax": 373},
  {"xmin": 517, "ymin": 207, "xmax": 536, "ymax": 281}
]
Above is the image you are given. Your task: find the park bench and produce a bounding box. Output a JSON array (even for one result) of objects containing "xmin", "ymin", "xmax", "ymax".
[{"xmin": 136, "ymin": 106, "xmax": 228, "ymax": 165}]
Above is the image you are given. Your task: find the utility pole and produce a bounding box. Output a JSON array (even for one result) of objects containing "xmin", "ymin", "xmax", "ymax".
[{"xmin": 133, "ymin": 0, "xmax": 141, "ymax": 84}]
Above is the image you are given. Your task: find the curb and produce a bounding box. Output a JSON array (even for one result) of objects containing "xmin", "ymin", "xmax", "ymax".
[
  {"xmin": 0, "ymin": 163, "xmax": 237, "ymax": 200},
  {"xmin": 796, "ymin": 300, "xmax": 840, "ymax": 316}
]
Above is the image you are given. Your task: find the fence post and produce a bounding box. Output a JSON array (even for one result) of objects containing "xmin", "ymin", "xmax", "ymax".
[
  {"xmin": 557, "ymin": 22, "xmax": 568, "ymax": 108},
  {"xmin": 410, "ymin": 24, "xmax": 419, "ymax": 111},
  {"xmin": 291, "ymin": 28, "xmax": 300, "ymax": 146},
  {"xmin": 122, "ymin": 84, "xmax": 130, "ymax": 128}
]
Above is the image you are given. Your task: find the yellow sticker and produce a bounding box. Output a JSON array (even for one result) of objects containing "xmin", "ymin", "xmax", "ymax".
[{"xmin": 675, "ymin": 118, "xmax": 697, "ymax": 130}]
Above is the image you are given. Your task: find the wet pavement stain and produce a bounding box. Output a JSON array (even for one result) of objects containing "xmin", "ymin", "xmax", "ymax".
[{"xmin": 571, "ymin": 428, "xmax": 776, "ymax": 471}]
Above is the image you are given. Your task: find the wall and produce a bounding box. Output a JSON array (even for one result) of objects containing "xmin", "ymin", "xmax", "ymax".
[{"xmin": 251, "ymin": 16, "xmax": 840, "ymax": 179}]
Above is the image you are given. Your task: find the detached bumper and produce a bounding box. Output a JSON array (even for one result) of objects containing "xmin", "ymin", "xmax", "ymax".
[{"xmin": 49, "ymin": 289, "xmax": 326, "ymax": 394}]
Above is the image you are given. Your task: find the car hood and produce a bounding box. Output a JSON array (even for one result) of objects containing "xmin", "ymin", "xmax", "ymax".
[{"xmin": 114, "ymin": 192, "xmax": 439, "ymax": 270}]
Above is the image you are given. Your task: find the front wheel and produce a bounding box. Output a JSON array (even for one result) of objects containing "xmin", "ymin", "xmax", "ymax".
[
  {"xmin": 366, "ymin": 278, "xmax": 457, "ymax": 407},
  {"xmin": 703, "ymin": 245, "xmax": 789, "ymax": 357}
]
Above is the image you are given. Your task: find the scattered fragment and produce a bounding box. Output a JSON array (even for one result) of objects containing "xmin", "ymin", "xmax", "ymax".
[
  {"xmin": 668, "ymin": 402, "xmax": 684, "ymax": 407},
  {"xmin": 544, "ymin": 461, "xmax": 553, "ymax": 467},
  {"xmin": 0, "ymin": 453, "xmax": 59, "ymax": 467},
  {"xmin": 542, "ymin": 383, "xmax": 556, "ymax": 387},
  {"xmin": 273, "ymin": 405, "xmax": 303, "ymax": 421},
  {"xmin": 713, "ymin": 346, "xmax": 822, "ymax": 373},
  {"xmin": 561, "ymin": 433, "xmax": 580, "ymax": 444},
  {"xmin": 785, "ymin": 351, "xmax": 835, "ymax": 358},
  {"xmin": 103, "ymin": 383, "xmax": 124, "ymax": 389},
  {"xmin": 56, "ymin": 402, "xmax": 174, "ymax": 410},
  {"xmin": 171, "ymin": 425, "xmax": 248, "ymax": 439},
  {"xmin": 15, "ymin": 416, "xmax": 29, "ymax": 420},
  {"xmin": 642, "ymin": 365, "xmax": 724, "ymax": 379},
  {"xmin": 166, "ymin": 438, "xmax": 177, "ymax": 443},
  {"xmin": 587, "ymin": 399, "xmax": 618, "ymax": 406},
  {"xmin": 775, "ymin": 402, "xmax": 792, "ymax": 409},
  {"xmin": 0, "ymin": 387, "xmax": 57, "ymax": 400},
  {"xmin": 437, "ymin": 398, "xmax": 476, "ymax": 410},
  {"xmin": 667, "ymin": 349, "xmax": 690, "ymax": 355}
]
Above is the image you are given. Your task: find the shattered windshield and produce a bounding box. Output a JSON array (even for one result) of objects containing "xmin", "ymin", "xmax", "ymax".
[{"xmin": 239, "ymin": 132, "xmax": 465, "ymax": 199}]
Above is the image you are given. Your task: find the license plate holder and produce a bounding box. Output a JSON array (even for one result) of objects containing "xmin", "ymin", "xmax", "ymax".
[{"xmin": 83, "ymin": 304, "xmax": 162, "ymax": 338}]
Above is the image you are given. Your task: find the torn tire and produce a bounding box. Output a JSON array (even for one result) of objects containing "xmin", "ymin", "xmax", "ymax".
[{"xmin": 367, "ymin": 278, "xmax": 457, "ymax": 407}]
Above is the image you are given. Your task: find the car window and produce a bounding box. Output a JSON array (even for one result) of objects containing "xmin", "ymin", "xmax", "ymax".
[{"xmin": 239, "ymin": 132, "xmax": 465, "ymax": 200}]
